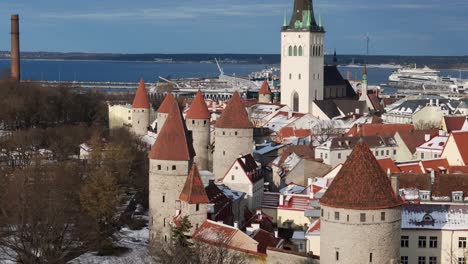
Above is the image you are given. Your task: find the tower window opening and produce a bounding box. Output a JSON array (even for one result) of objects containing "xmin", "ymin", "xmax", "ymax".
[
  {"xmin": 298, "ymin": 46, "xmax": 303, "ymax": 56},
  {"xmin": 298, "ymin": 74, "xmax": 301, "ymax": 80},
  {"xmin": 336, "ymin": 251, "xmax": 339, "ymax": 261},
  {"xmin": 289, "ymin": 73, "xmax": 292, "ymax": 80},
  {"xmin": 360, "ymin": 213, "xmax": 366, "ymax": 222},
  {"xmin": 172, "ymin": 165, "xmax": 176, "ymax": 170},
  {"xmin": 288, "ymin": 46, "xmax": 293, "ymax": 56},
  {"xmin": 293, "ymin": 46, "xmax": 298, "ymax": 56},
  {"xmin": 196, "ymin": 203, "xmax": 200, "ymax": 211}
]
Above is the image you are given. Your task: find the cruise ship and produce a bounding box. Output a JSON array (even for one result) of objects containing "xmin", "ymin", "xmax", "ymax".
[{"xmin": 389, "ymin": 65, "xmax": 468, "ymax": 94}]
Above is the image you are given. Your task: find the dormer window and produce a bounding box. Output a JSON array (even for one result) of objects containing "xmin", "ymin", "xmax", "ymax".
[
  {"xmin": 452, "ymin": 191, "xmax": 464, "ymax": 202},
  {"xmin": 420, "ymin": 190, "xmax": 431, "ymax": 201}
]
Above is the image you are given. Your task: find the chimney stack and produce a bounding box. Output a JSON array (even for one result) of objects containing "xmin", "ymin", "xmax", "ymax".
[{"xmin": 11, "ymin": 14, "xmax": 20, "ymax": 82}]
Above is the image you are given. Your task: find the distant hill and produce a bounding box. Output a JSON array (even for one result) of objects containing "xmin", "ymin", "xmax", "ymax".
[{"xmin": 1, "ymin": 51, "xmax": 467, "ymax": 69}]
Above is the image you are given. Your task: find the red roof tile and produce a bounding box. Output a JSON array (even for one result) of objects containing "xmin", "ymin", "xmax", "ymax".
[
  {"xmin": 149, "ymin": 100, "xmax": 195, "ymax": 161},
  {"xmin": 420, "ymin": 158, "xmax": 449, "ymax": 173},
  {"xmin": 433, "ymin": 173, "xmax": 468, "ymax": 198},
  {"xmin": 278, "ymin": 127, "xmax": 311, "ymax": 139},
  {"xmin": 306, "ymin": 220, "xmax": 320, "ymax": 234},
  {"xmin": 346, "ymin": 123, "xmax": 414, "ymax": 137},
  {"xmin": 444, "ymin": 116, "xmax": 466, "ymax": 133},
  {"xmin": 186, "ymin": 90, "xmax": 210, "ymax": 120},
  {"xmin": 449, "ymin": 166, "xmax": 468, "ymax": 174},
  {"xmin": 399, "ymin": 173, "xmax": 432, "ymax": 191},
  {"xmin": 180, "ymin": 164, "xmax": 209, "ymax": 204},
  {"xmin": 398, "ymin": 163, "xmax": 424, "ymax": 174},
  {"xmin": 251, "ymin": 229, "xmax": 282, "ymax": 254},
  {"xmin": 259, "ymin": 80, "xmax": 272, "ymax": 95},
  {"xmin": 452, "ymin": 131, "xmax": 468, "ymax": 164},
  {"xmin": 157, "ymin": 92, "xmax": 175, "ymax": 113},
  {"xmin": 397, "ymin": 129, "xmax": 439, "ymax": 154},
  {"xmin": 132, "ymin": 79, "xmax": 150, "ymax": 109},
  {"xmin": 368, "ymin": 94, "xmax": 384, "ymax": 112},
  {"xmin": 215, "ymin": 91, "xmax": 253, "ymax": 129},
  {"xmin": 377, "ymin": 158, "xmax": 400, "ymax": 174},
  {"xmin": 320, "ymin": 141, "xmax": 403, "ymax": 210}
]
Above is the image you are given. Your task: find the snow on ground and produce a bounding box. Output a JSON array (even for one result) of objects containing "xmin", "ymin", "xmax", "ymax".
[{"xmin": 69, "ymin": 227, "xmax": 159, "ymax": 264}]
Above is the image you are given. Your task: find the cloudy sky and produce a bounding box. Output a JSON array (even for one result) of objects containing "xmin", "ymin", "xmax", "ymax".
[{"xmin": 0, "ymin": 0, "xmax": 467, "ymax": 55}]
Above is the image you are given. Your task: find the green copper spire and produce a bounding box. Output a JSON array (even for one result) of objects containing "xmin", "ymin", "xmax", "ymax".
[
  {"xmin": 362, "ymin": 65, "xmax": 368, "ymax": 85},
  {"xmin": 319, "ymin": 14, "xmax": 323, "ymax": 28},
  {"xmin": 283, "ymin": 12, "xmax": 288, "ymax": 27}
]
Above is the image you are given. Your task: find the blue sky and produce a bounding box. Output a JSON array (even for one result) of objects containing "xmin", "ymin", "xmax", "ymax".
[{"xmin": 0, "ymin": 0, "xmax": 467, "ymax": 55}]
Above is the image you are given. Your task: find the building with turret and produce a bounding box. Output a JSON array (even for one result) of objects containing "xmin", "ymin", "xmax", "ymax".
[
  {"xmin": 131, "ymin": 79, "xmax": 151, "ymax": 136},
  {"xmin": 280, "ymin": 0, "xmax": 325, "ymax": 113},
  {"xmin": 320, "ymin": 140, "xmax": 403, "ymax": 264},
  {"xmin": 186, "ymin": 90, "xmax": 211, "ymax": 171},
  {"xmin": 258, "ymin": 80, "xmax": 272, "ymax": 103},
  {"xmin": 177, "ymin": 164, "xmax": 209, "ymax": 233},
  {"xmin": 155, "ymin": 92, "xmax": 175, "ymax": 134},
  {"xmin": 148, "ymin": 97, "xmax": 195, "ymax": 244},
  {"xmin": 213, "ymin": 91, "xmax": 254, "ymax": 180}
]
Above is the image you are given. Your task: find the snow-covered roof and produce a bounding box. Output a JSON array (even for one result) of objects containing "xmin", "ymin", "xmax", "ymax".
[
  {"xmin": 416, "ymin": 136, "xmax": 448, "ymax": 151},
  {"xmin": 217, "ymin": 184, "xmax": 245, "ymax": 201},
  {"xmin": 402, "ymin": 204, "xmax": 468, "ymax": 230},
  {"xmin": 280, "ymin": 184, "xmax": 306, "ymax": 195}
]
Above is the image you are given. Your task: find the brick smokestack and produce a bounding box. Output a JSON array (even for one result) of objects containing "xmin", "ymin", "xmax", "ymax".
[{"xmin": 11, "ymin": 14, "xmax": 20, "ymax": 81}]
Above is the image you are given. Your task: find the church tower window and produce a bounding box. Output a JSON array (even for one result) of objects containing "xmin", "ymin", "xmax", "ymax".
[
  {"xmin": 288, "ymin": 46, "xmax": 293, "ymax": 56},
  {"xmin": 293, "ymin": 92, "xmax": 299, "ymax": 112},
  {"xmin": 298, "ymin": 46, "xmax": 303, "ymax": 56},
  {"xmin": 293, "ymin": 46, "xmax": 298, "ymax": 56}
]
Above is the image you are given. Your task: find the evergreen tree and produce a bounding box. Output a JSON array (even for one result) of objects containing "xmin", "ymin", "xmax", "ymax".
[{"xmin": 171, "ymin": 216, "xmax": 193, "ymax": 248}]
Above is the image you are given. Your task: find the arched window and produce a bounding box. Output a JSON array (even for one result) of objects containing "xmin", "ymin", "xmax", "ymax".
[
  {"xmin": 293, "ymin": 46, "xmax": 298, "ymax": 56},
  {"xmin": 292, "ymin": 92, "xmax": 299, "ymax": 112},
  {"xmin": 289, "ymin": 73, "xmax": 292, "ymax": 80},
  {"xmin": 318, "ymin": 46, "xmax": 321, "ymax": 56},
  {"xmin": 298, "ymin": 73, "xmax": 301, "ymax": 80},
  {"xmin": 313, "ymin": 46, "xmax": 316, "ymax": 56},
  {"xmin": 288, "ymin": 46, "xmax": 293, "ymax": 56},
  {"xmin": 298, "ymin": 46, "xmax": 303, "ymax": 56}
]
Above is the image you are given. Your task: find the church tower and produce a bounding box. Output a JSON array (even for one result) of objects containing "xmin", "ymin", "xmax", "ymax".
[
  {"xmin": 186, "ymin": 90, "xmax": 211, "ymax": 171},
  {"xmin": 148, "ymin": 99, "xmax": 195, "ymax": 245},
  {"xmin": 213, "ymin": 91, "xmax": 254, "ymax": 180},
  {"xmin": 320, "ymin": 140, "xmax": 403, "ymax": 264},
  {"xmin": 156, "ymin": 92, "xmax": 175, "ymax": 134},
  {"xmin": 280, "ymin": 0, "xmax": 325, "ymax": 113},
  {"xmin": 131, "ymin": 79, "xmax": 150, "ymax": 136}
]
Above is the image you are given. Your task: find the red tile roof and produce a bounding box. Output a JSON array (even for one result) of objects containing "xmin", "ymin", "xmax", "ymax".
[
  {"xmin": 346, "ymin": 123, "xmax": 414, "ymax": 137},
  {"xmin": 397, "ymin": 129, "xmax": 439, "ymax": 154},
  {"xmin": 398, "ymin": 163, "xmax": 424, "ymax": 174},
  {"xmin": 368, "ymin": 94, "xmax": 384, "ymax": 112},
  {"xmin": 306, "ymin": 220, "xmax": 320, "ymax": 234},
  {"xmin": 433, "ymin": 173, "xmax": 468, "ymax": 198},
  {"xmin": 215, "ymin": 91, "xmax": 253, "ymax": 129},
  {"xmin": 149, "ymin": 100, "xmax": 195, "ymax": 161},
  {"xmin": 186, "ymin": 90, "xmax": 210, "ymax": 120},
  {"xmin": 259, "ymin": 80, "xmax": 272, "ymax": 95},
  {"xmin": 399, "ymin": 173, "xmax": 432, "ymax": 191},
  {"xmin": 444, "ymin": 116, "xmax": 466, "ymax": 133},
  {"xmin": 449, "ymin": 166, "xmax": 468, "ymax": 174},
  {"xmin": 320, "ymin": 141, "xmax": 403, "ymax": 210},
  {"xmin": 132, "ymin": 79, "xmax": 150, "ymax": 109},
  {"xmin": 420, "ymin": 158, "xmax": 449, "ymax": 173},
  {"xmin": 179, "ymin": 164, "xmax": 210, "ymax": 204},
  {"xmin": 277, "ymin": 127, "xmax": 311, "ymax": 140},
  {"xmin": 451, "ymin": 131, "xmax": 468, "ymax": 164},
  {"xmin": 377, "ymin": 158, "xmax": 401, "ymax": 174},
  {"xmin": 251, "ymin": 229, "xmax": 282, "ymax": 254},
  {"xmin": 157, "ymin": 92, "xmax": 175, "ymax": 113}
]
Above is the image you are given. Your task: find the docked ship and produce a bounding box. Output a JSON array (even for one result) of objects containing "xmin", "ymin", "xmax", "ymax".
[{"xmin": 388, "ymin": 65, "xmax": 468, "ymax": 94}]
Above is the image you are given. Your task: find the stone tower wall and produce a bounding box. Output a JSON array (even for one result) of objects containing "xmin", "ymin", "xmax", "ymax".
[
  {"xmin": 149, "ymin": 159, "xmax": 191, "ymax": 244},
  {"xmin": 181, "ymin": 202, "xmax": 208, "ymax": 234},
  {"xmin": 213, "ymin": 128, "xmax": 253, "ymax": 180},
  {"xmin": 186, "ymin": 118, "xmax": 210, "ymax": 171},
  {"xmin": 131, "ymin": 108, "xmax": 149, "ymax": 136},
  {"xmin": 320, "ymin": 205, "xmax": 401, "ymax": 264},
  {"xmin": 259, "ymin": 94, "xmax": 272, "ymax": 104}
]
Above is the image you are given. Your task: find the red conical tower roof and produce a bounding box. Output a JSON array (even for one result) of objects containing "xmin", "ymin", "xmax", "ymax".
[
  {"xmin": 215, "ymin": 91, "xmax": 253, "ymax": 129},
  {"xmin": 132, "ymin": 79, "xmax": 150, "ymax": 109},
  {"xmin": 157, "ymin": 92, "xmax": 175, "ymax": 113},
  {"xmin": 320, "ymin": 140, "xmax": 403, "ymax": 210},
  {"xmin": 259, "ymin": 80, "xmax": 272, "ymax": 95},
  {"xmin": 186, "ymin": 90, "xmax": 210, "ymax": 120},
  {"xmin": 149, "ymin": 100, "xmax": 195, "ymax": 161},
  {"xmin": 179, "ymin": 164, "xmax": 209, "ymax": 204}
]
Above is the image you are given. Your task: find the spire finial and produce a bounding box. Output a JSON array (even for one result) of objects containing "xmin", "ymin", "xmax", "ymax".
[
  {"xmin": 319, "ymin": 14, "xmax": 323, "ymax": 28},
  {"xmin": 283, "ymin": 12, "xmax": 288, "ymax": 27},
  {"xmin": 333, "ymin": 49, "xmax": 337, "ymax": 66}
]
